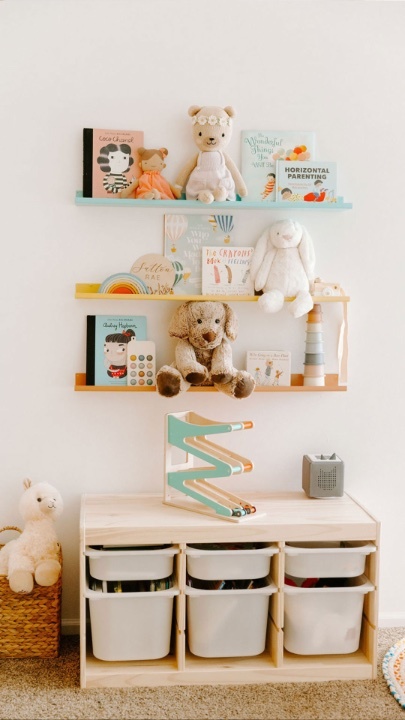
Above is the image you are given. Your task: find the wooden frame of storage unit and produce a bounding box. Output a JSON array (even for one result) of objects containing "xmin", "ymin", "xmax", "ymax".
[{"xmin": 80, "ymin": 491, "xmax": 379, "ymax": 688}]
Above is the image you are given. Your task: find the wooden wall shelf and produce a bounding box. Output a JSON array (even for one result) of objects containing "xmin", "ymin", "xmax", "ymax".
[
  {"xmin": 75, "ymin": 191, "xmax": 352, "ymax": 210},
  {"xmin": 74, "ymin": 373, "xmax": 346, "ymax": 392},
  {"xmin": 75, "ymin": 284, "xmax": 350, "ymax": 303}
]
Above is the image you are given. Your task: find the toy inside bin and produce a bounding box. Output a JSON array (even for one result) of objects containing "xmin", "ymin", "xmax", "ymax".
[
  {"xmin": 283, "ymin": 574, "xmax": 374, "ymax": 655},
  {"xmin": 185, "ymin": 578, "xmax": 276, "ymax": 658}
]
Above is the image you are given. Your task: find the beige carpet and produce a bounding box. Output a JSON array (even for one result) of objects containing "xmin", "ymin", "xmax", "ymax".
[{"xmin": 0, "ymin": 628, "xmax": 403, "ymax": 720}]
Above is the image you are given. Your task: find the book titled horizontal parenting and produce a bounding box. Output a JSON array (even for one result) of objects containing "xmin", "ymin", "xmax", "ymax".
[{"xmin": 86, "ymin": 315, "xmax": 147, "ymax": 386}]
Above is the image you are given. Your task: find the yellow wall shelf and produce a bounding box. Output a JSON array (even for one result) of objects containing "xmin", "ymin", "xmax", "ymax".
[{"xmin": 75, "ymin": 283, "xmax": 350, "ymax": 303}]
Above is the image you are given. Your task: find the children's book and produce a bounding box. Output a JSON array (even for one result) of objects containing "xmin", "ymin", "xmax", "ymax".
[
  {"xmin": 201, "ymin": 246, "xmax": 255, "ymax": 296},
  {"xmin": 241, "ymin": 130, "xmax": 316, "ymax": 202},
  {"xmin": 246, "ymin": 351, "xmax": 291, "ymax": 387},
  {"xmin": 276, "ymin": 161, "xmax": 337, "ymax": 203},
  {"xmin": 164, "ymin": 214, "xmax": 236, "ymax": 295},
  {"xmin": 83, "ymin": 128, "xmax": 144, "ymax": 198},
  {"xmin": 86, "ymin": 315, "xmax": 147, "ymax": 386}
]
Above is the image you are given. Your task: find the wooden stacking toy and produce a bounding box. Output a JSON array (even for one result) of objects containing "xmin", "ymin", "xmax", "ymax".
[{"xmin": 303, "ymin": 304, "xmax": 325, "ymax": 386}]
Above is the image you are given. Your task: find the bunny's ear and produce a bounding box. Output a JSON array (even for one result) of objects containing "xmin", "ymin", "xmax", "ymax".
[
  {"xmin": 298, "ymin": 225, "xmax": 316, "ymax": 281},
  {"xmin": 23, "ymin": 478, "xmax": 32, "ymax": 491},
  {"xmin": 223, "ymin": 303, "xmax": 238, "ymax": 341},
  {"xmin": 250, "ymin": 230, "xmax": 268, "ymax": 283},
  {"xmin": 168, "ymin": 303, "xmax": 191, "ymax": 338}
]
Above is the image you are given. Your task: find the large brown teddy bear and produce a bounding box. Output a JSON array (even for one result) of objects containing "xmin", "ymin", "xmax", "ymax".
[
  {"xmin": 174, "ymin": 105, "xmax": 248, "ymax": 203},
  {"xmin": 156, "ymin": 301, "xmax": 255, "ymax": 399}
]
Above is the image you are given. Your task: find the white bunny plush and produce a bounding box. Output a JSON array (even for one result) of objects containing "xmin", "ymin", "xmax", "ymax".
[{"xmin": 250, "ymin": 218, "xmax": 316, "ymax": 318}]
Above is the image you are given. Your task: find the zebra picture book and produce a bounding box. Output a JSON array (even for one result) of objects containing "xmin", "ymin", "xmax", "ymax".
[
  {"xmin": 83, "ymin": 128, "xmax": 144, "ymax": 198},
  {"xmin": 241, "ymin": 130, "xmax": 316, "ymax": 202}
]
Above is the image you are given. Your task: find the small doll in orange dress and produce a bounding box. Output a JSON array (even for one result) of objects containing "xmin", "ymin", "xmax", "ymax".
[{"xmin": 121, "ymin": 147, "xmax": 180, "ymax": 200}]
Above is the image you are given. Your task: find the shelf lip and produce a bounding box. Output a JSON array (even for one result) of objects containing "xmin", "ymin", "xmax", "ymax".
[
  {"xmin": 75, "ymin": 191, "xmax": 352, "ymax": 210},
  {"xmin": 75, "ymin": 284, "xmax": 350, "ymax": 303},
  {"xmin": 75, "ymin": 373, "xmax": 347, "ymax": 392}
]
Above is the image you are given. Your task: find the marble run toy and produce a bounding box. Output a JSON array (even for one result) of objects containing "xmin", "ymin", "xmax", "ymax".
[{"xmin": 164, "ymin": 411, "xmax": 259, "ymax": 522}]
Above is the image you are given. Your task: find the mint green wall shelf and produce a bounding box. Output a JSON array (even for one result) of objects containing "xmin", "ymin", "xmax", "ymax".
[{"xmin": 75, "ymin": 191, "xmax": 352, "ymax": 210}]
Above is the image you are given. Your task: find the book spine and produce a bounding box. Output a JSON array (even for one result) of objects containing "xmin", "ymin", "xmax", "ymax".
[
  {"xmin": 83, "ymin": 128, "xmax": 93, "ymax": 198},
  {"xmin": 86, "ymin": 315, "xmax": 96, "ymax": 386}
]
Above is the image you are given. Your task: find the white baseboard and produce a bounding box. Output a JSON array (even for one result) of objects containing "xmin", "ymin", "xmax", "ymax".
[
  {"xmin": 61, "ymin": 615, "xmax": 405, "ymax": 636},
  {"xmin": 378, "ymin": 613, "xmax": 405, "ymax": 628}
]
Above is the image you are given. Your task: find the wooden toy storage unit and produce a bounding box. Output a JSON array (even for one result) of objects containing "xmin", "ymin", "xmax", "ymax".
[
  {"xmin": 80, "ymin": 491, "xmax": 379, "ymax": 688},
  {"xmin": 75, "ymin": 193, "xmax": 377, "ymax": 688}
]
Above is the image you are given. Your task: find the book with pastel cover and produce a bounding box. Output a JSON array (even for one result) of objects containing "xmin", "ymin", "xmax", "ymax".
[
  {"xmin": 241, "ymin": 130, "xmax": 316, "ymax": 202},
  {"xmin": 83, "ymin": 128, "xmax": 144, "ymax": 198},
  {"xmin": 246, "ymin": 350, "xmax": 291, "ymax": 387},
  {"xmin": 86, "ymin": 315, "xmax": 147, "ymax": 386},
  {"xmin": 201, "ymin": 246, "xmax": 255, "ymax": 296},
  {"xmin": 276, "ymin": 161, "xmax": 337, "ymax": 203},
  {"xmin": 164, "ymin": 214, "xmax": 236, "ymax": 295}
]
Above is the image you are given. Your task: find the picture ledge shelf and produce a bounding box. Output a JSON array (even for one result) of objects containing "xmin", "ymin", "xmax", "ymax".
[
  {"xmin": 75, "ymin": 284, "xmax": 350, "ymax": 303},
  {"xmin": 74, "ymin": 373, "xmax": 346, "ymax": 393},
  {"xmin": 75, "ymin": 191, "xmax": 352, "ymax": 210}
]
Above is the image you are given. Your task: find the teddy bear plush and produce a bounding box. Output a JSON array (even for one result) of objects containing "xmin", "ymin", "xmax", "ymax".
[
  {"xmin": 0, "ymin": 479, "xmax": 63, "ymax": 594},
  {"xmin": 174, "ymin": 105, "xmax": 248, "ymax": 204},
  {"xmin": 249, "ymin": 218, "xmax": 316, "ymax": 318},
  {"xmin": 156, "ymin": 301, "xmax": 255, "ymax": 399},
  {"xmin": 121, "ymin": 147, "xmax": 181, "ymax": 200}
]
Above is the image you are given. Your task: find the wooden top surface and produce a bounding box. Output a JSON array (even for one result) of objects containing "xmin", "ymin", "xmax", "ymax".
[{"xmin": 80, "ymin": 492, "xmax": 379, "ymax": 545}]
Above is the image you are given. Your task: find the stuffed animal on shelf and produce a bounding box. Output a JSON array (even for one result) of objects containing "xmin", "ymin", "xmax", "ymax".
[
  {"xmin": 156, "ymin": 301, "xmax": 255, "ymax": 399},
  {"xmin": 249, "ymin": 218, "xmax": 316, "ymax": 318},
  {"xmin": 121, "ymin": 147, "xmax": 181, "ymax": 200},
  {"xmin": 174, "ymin": 105, "xmax": 248, "ymax": 203},
  {"xmin": 0, "ymin": 479, "xmax": 63, "ymax": 594}
]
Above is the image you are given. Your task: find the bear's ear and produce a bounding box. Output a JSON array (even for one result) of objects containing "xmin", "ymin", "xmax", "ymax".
[
  {"xmin": 168, "ymin": 303, "xmax": 191, "ymax": 338},
  {"xmin": 188, "ymin": 106, "xmax": 202, "ymax": 117},
  {"xmin": 224, "ymin": 106, "xmax": 236, "ymax": 118},
  {"xmin": 23, "ymin": 478, "xmax": 32, "ymax": 491},
  {"xmin": 223, "ymin": 303, "xmax": 238, "ymax": 341}
]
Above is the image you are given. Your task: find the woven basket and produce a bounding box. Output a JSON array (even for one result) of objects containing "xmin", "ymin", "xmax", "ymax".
[{"xmin": 0, "ymin": 526, "xmax": 62, "ymax": 658}]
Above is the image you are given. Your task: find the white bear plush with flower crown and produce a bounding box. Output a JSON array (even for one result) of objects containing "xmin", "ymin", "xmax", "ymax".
[
  {"xmin": 174, "ymin": 105, "xmax": 247, "ymax": 203},
  {"xmin": 0, "ymin": 479, "xmax": 63, "ymax": 594}
]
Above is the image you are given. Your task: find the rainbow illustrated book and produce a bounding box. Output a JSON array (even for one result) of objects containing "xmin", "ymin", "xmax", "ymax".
[
  {"xmin": 83, "ymin": 128, "xmax": 144, "ymax": 198},
  {"xmin": 201, "ymin": 246, "xmax": 255, "ymax": 296},
  {"xmin": 246, "ymin": 350, "xmax": 291, "ymax": 387},
  {"xmin": 241, "ymin": 130, "xmax": 316, "ymax": 202},
  {"xmin": 276, "ymin": 161, "xmax": 337, "ymax": 203},
  {"xmin": 86, "ymin": 315, "xmax": 147, "ymax": 386},
  {"xmin": 164, "ymin": 214, "xmax": 236, "ymax": 295}
]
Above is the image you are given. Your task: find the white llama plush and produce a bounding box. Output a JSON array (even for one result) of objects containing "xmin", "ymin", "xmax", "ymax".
[{"xmin": 0, "ymin": 479, "xmax": 63, "ymax": 594}]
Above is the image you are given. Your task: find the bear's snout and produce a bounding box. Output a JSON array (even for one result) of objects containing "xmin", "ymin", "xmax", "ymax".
[{"xmin": 203, "ymin": 331, "xmax": 217, "ymax": 343}]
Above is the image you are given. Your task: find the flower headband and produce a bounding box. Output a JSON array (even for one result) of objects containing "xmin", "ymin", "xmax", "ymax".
[{"xmin": 192, "ymin": 114, "xmax": 232, "ymax": 127}]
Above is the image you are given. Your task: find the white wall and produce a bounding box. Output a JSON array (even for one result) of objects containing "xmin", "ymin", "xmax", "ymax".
[{"xmin": 0, "ymin": 0, "xmax": 403, "ymax": 629}]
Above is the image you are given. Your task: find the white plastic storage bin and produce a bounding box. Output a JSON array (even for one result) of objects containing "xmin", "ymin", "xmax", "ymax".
[
  {"xmin": 283, "ymin": 575, "xmax": 374, "ymax": 655},
  {"xmin": 86, "ymin": 545, "xmax": 178, "ymax": 581},
  {"xmin": 186, "ymin": 543, "xmax": 278, "ymax": 580},
  {"xmin": 185, "ymin": 580, "xmax": 276, "ymax": 658},
  {"xmin": 86, "ymin": 581, "xmax": 179, "ymax": 661},
  {"xmin": 284, "ymin": 541, "xmax": 376, "ymax": 579}
]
